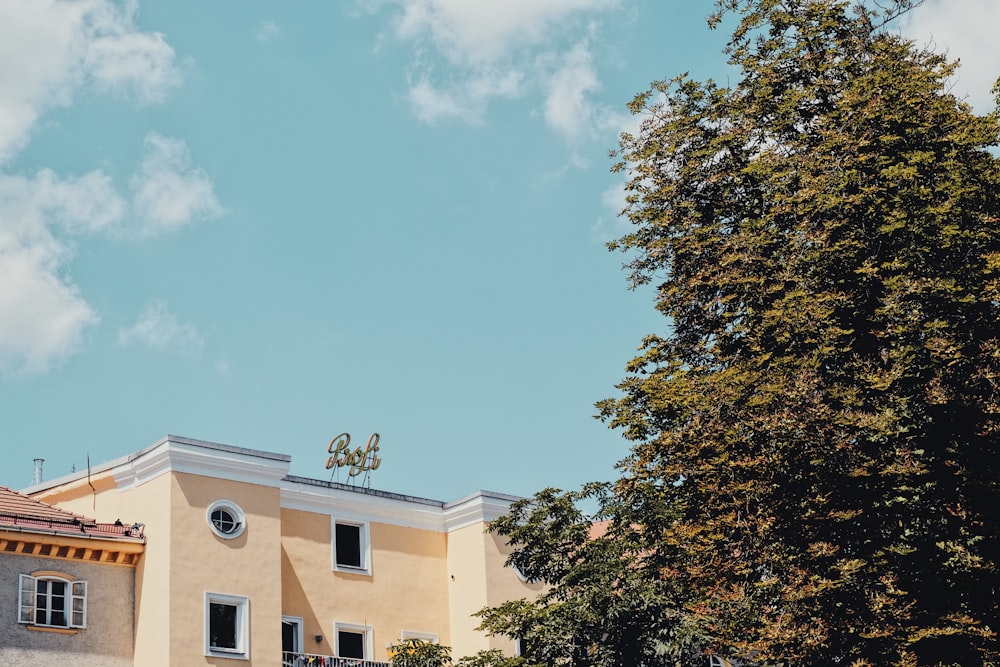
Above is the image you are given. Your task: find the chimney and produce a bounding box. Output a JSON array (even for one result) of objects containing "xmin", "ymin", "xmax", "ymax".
[{"xmin": 32, "ymin": 458, "xmax": 44, "ymax": 486}]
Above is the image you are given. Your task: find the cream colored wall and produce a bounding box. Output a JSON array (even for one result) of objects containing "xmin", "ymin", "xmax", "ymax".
[
  {"xmin": 280, "ymin": 507, "xmax": 451, "ymax": 662},
  {"xmin": 168, "ymin": 472, "xmax": 283, "ymax": 667},
  {"xmin": 31, "ymin": 471, "xmax": 123, "ymax": 523},
  {"xmin": 445, "ymin": 522, "xmax": 490, "ymax": 659},
  {"xmin": 118, "ymin": 473, "xmax": 172, "ymax": 667},
  {"xmin": 444, "ymin": 521, "xmax": 544, "ymax": 659}
]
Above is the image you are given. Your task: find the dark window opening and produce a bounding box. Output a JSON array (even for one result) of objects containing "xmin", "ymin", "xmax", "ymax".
[
  {"xmin": 335, "ymin": 523, "xmax": 362, "ymax": 568},
  {"xmin": 209, "ymin": 602, "xmax": 238, "ymax": 650},
  {"xmin": 211, "ymin": 508, "xmax": 240, "ymax": 535},
  {"xmin": 339, "ymin": 629, "xmax": 365, "ymax": 659}
]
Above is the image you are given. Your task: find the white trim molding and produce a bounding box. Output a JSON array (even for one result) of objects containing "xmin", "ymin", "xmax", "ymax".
[
  {"xmin": 205, "ymin": 592, "xmax": 250, "ymax": 660},
  {"xmin": 331, "ymin": 518, "xmax": 371, "ymax": 575},
  {"xmin": 334, "ymin": 621, "xmax": 373, "ymax": 660}
]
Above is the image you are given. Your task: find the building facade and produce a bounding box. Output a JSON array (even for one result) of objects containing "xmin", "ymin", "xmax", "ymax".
[
  {"xmin": 0, "ymin": 485, "xmax": 145, "ymax": 667},
  {"xmin": 23, "ymin": 435, "xmax": 540, "ymax": 666}
]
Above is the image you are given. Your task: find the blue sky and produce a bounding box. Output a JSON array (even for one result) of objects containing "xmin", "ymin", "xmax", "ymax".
[{"xmin": 1, "ymin": 0, "xmax": 996, "ymax": 502}]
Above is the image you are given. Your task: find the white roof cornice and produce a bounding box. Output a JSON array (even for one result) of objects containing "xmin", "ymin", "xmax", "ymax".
[{"xmin": 112, "ymin": 435, "xmax": 290, "ymax": 491}]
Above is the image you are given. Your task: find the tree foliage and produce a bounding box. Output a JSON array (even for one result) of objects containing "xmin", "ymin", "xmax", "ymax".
[
  {"xmin": 482, "ymin": 0, "xmax": 1000, "ymax": 665},
  {"xmin": 389, "ymin": 639, "xmax": 454, "ymax": 667},
  {"xmin": 598, "ymin": 0, "xmax": 1000, "ymax": 664},
  {"xmin": 478, "ymin": 484, "xmax": 706, "ymax": 667}
]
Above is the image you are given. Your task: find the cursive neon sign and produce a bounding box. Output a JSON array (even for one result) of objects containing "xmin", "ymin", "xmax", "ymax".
[{"xmin": 326, "ymin": 432, "xmax": 382, "ymax": 477}]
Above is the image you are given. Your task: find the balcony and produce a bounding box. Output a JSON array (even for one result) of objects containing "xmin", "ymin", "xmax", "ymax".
[{"xmin": 282, "ymin": 652, "xmax": 391, "ymax": 667}]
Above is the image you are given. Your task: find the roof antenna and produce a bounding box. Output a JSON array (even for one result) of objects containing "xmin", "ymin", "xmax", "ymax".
[
  {"xmin": 32, "ymin": 458, "xmax": 44, "ymax": 486},
  {"xmin": 87, "ymin": 454, "xmax": 97, "ymax": 510}
]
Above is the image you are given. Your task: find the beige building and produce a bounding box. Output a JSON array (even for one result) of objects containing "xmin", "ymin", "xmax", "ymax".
[
  {"xmin": 22, "ymin": 435, "xmax": 540, "ymax": 666},
  {"xmin": 0, "ymin": 484, "xmax": 145, "ymax": 667}
]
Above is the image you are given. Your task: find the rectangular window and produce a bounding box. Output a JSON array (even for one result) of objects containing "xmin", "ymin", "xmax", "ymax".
[
  {"xmin": 401, "ymin": 629, "xmax": 439, "ymax": 644},
  {"xmin": 334, "ymin": 622, "xmax": 372, "ymax": 660},
  {"xmin": 282, "ymin": 615, "xmax": 304, "ymax": 655},
  {"xmin": 205, "ymin": 592, "xmax": 249, "ymax": 659},
  {"xmin": 332, "ymin": 519, "xmax": 370, "ymax": 574},
  {"xmin": 18, "ymin": 574, "xmax": 86, "ymax": 629}
]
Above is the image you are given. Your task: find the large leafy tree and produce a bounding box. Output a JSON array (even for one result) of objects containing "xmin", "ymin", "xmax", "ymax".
[{"xmin": 596, "ymin": 0, "xmax": 1000, "ymax": 665}]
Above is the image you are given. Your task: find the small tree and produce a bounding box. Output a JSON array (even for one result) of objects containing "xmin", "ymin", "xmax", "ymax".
[
  {"xmin": 477, "ymin": 484, "xmax": 707, "ymax": 666},
  {"xmin": 388, "ymin": 638, "xmax": 454, "ymax": 667},
  {"xmin": 454, "ymin": 649, "xmax": 529, "ymax": 667}
]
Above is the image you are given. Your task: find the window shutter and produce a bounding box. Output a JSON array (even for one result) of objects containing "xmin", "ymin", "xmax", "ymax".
[
  {"xmin": 70, "ymin": 580, "xmax": 87, "ymax": 628},
  {"xmin": 18, "ymin": 575, "xmax": 35, "ymax": 624}
]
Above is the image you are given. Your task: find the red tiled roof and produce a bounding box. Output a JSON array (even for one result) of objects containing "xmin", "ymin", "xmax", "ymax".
[
  {"xmin": 0, "ymin": 485, "xmax": 95, "ymax": 525},
  {"xmin": 0, "ymin": 486, "xmax": 144, "ymax": 542}
]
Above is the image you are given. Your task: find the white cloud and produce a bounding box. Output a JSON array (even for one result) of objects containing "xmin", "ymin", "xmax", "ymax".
[
  {"xmin": 409, "ymin": 68, "xmax": 522, "ymax": 124},
  {"xmin": 0, "ymin": 231, "xmax": 97, "ymax": 377},
  {"xmin": 544, "ymin": 43, "xmax": 601, "ymax": 142},
  {"xmin": 899, "ymin": 0, "xmax": 1000, "ymax": 113},
  {"xmin": 380, "ymin": 0, "xmax": 622, "ymax": 149},
  {"xmin": 0, "ymin": 169, "xmax": 126, "ymax": 237},
  {"xmin": 0, "ymin": 2, "xmax": 200, "ymax": 375},
  {"xmin": 117, "ymin": 299, "xmax": 204, "ymax": 354},
  {"xmin": 392, "ymin": 0, "xmax": 618, "ymax": 65},
  {"xmin": 0, "ymin": 168, "xmax": 126, "ymax": 376},
  {"xmin": 542, "ymin": 39, "xmax": 625, "ymax": 156},
  {"xmin": 256, "ymin": 21, "xmax": 282, "ymax": 42},
  {"xmin": 0, "ymin": 0, "xmax": 181, "ymax": 161},
  {"xmin": 130, "ymin": 132, "xmax": 224, "ymax": 236}
]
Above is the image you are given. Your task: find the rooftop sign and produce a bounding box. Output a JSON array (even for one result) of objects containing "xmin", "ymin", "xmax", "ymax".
[{"xmin": 325, "ymin": 432, "xmax": 382, "ymax": 478}]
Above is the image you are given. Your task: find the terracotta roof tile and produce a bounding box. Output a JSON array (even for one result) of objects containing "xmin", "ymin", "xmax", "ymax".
[{"xmin": 0, "ymin": 486, "xmax": 144, "ymax": 542}]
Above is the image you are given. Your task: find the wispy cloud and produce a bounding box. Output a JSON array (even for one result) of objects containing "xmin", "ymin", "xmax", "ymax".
[
  {"xmin": 376, "ymin": 0, "xmax": 623, "ymax": 151},
  {"xmin": 899, "ymin": 0, "xmax": 1000, "ymax": 113},
  {"xmin": 117, "ymin": 300, "xmax": 204, "ymax": 355},
  {"xmin": 0, "ymin": 1, "xmax": 199, "ymax": 375},
  {"xmin": 130, "ymin": 131, "xmax": 224, "ymax": 237},
  {"xmin": 0, "ymin": 0, "xmax": 181, "ymax": 161},
  {"xmin": 0, "ymin": 227, "xmax": 98, "ymax": 376},
  {"xmin": 0, "ymin": 169, "xmax": 127, "ymax": 376},
  {"xmin": 256, "ymin": 20, "xmax": 282, "ymax": 42}
]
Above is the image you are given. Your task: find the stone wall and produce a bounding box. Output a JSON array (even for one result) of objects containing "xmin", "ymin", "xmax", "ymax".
[{"xmin": 0, "ymin": 553, "xmax": 134, "ymax": 667}]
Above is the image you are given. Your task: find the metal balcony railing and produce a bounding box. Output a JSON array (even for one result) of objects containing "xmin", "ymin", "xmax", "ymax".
[{"xmin": 282, "ymin": 652, "xmax": 391, "ymax": 667}]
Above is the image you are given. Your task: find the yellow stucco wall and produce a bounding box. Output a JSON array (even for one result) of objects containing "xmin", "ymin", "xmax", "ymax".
[
  {"xmin": 168, "ymin": 472, "xmax": 283, "ymax": 667},
  {"xmin": 281, "ymin": 507, "xmax": 451, "ymax": 662},
  {"xmin": 446, "ymin": 521, "xmax": 490, "ymax": 659},
  {"xmin": 30, "ymin": 470, "xmax": 121, "ymax": 521},
  {"xmin": 121, "ymin": 473, "xmax": 172, "ymax": 666}
]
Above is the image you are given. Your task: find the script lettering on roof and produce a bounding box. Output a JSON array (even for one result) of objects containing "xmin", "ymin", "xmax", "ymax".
[{"xmin": 325, "ymin": 432, "xmax": 382, "ymax": 477}]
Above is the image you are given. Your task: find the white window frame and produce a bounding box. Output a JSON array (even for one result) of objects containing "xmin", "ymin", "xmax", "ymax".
[
  {"xmin": 282, "ymin": 615, "xmax": 304, "ymax": 654},
  {"xmin": 331, "ymin": 518, "xmax": 371, "ymax": 575},
  {"xmin": 334, "ymin": 621, "xmax": 373, "ymax": 660},
  {"xmin": 18, "ymin": 573, "xmax": 86, "ymax": 629},
  {"xmin": 205, "ymin": 592, "xmax": 250, "ymax": 660},
  {"xmin": 400, "ymin": 629, "xmax": 439, "ymax": 644},
  {"xmin": 207, "ymin": 499, "xmax": 247, "ymax": 539}
]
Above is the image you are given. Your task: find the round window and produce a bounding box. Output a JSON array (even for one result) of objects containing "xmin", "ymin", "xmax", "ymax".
[{"xmin": 206, "ymin": 500, "xmax": 246, "ymax": 539}]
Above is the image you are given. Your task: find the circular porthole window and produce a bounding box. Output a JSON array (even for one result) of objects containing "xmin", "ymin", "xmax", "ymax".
[{"xmin": 207, "ymin": 500, "xmax": 246, "ymax": 539}]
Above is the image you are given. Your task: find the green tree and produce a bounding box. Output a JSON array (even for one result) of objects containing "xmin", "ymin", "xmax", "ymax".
[
  {"xmin": 477, "ymin": 484, "xmax": 707, "ymax": 667},
  {"xmin": 596, "ymin": 0, "xmax": 1000, "ymax": 665},
  {"xmin": 454, "ymin": 649, "xmax": 529, "ymax": 667},
  {"xmin": 388, "ymin": 638, "xmax": 453, "ymax": 667}
]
